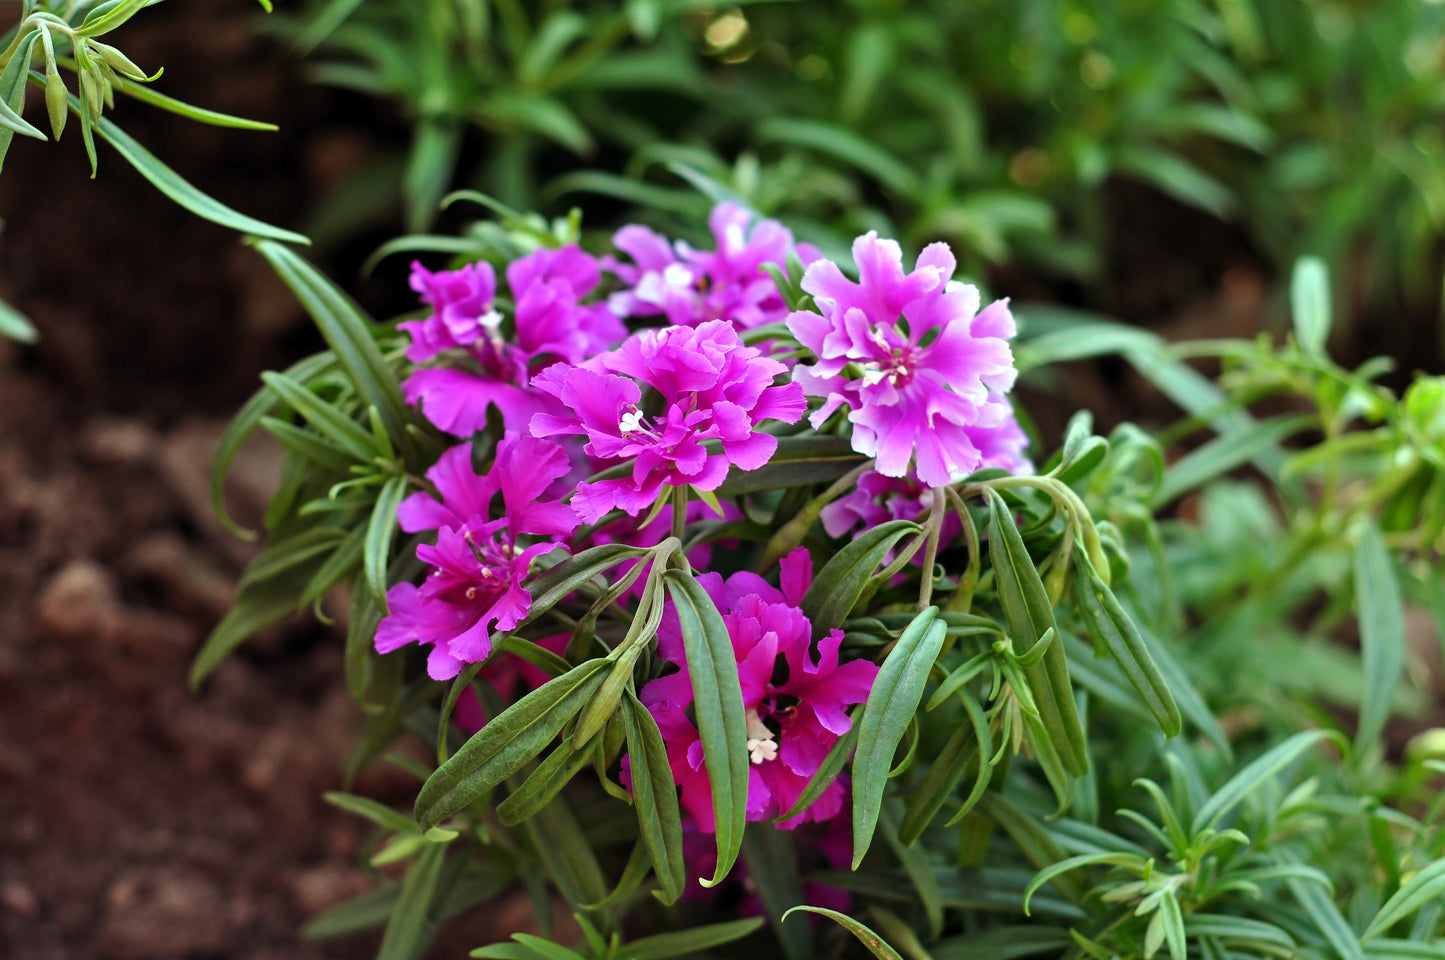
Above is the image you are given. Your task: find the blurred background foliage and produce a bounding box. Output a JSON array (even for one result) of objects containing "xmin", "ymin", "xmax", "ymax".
[{"xmin": 278, "ymin": 0, "xmax": 1445, "ymax": 365}]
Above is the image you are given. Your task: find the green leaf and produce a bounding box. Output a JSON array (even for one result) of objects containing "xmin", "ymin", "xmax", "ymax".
[
  {"xmin": 879, "ymin": 806, "xmax": 942, "ymax": 939},
  {"xmin": 0, "ymin": 33, "xmax": 42, "ymax": 174},
  {"xmin": 1288, "ymin": 872, "xmax": 1366, "ymax": 960},
  {"xmin": 902, "ymin": 685, "xmax": 991, "ymax": 841},
  {"xmin": 1354, "ymin": 518, "xmax": 1405, "ymax": 755},
  {"xmin": 1014, "ymin": 321, "xmax": 1163, "ymax": 373},
  {"xmin": 75, "ymin": 0, "xmax": 151, "ymax": 37},
  {"xmin": 1191, "ymin": 730, "xmax": 1336, "ymax": 834},
  {"xmin": 509, "ymin": 935, "xmax": 589, "ymax": 960},
  {"xmin": 1291, "ymin": 256, "xmax": 1332, "ymax": 358},
  {"xmin": 324, "ymin": 791, "xmax": 420, "ymax": 835},
  {"xmin": 756, "ymin": 117, "xmax": 919, "ymax": 197},
  {"xmin": 0, "ymin": 84, "xmax": 44, "ymax": 140},
  {"xmin": 190, "ymin": 573, "xmax": 311, "ymax": 688},
  {"xmin": 852, "ymin": 608, "xmax": 945, "ymax": 868},
  {"xmin": 522, "ymin": 794, "xmax": 609, "ymax": 911},
  {"xmin": 211, "ymin": 351, "xmax": 335, "ymax": 539},
  {"xmin": 496, "ymin": 739, "xmax": 594, "ymax": 827},
  {"xmin": 110, "ymin": 76, "xmax": 277, "ymax": 129},
  {"xmin": 1073, "ymin": 555, "xmax": 1181, "ymax": 736},
  {"xmin": 1114, "ymin": 144, "xmax": 1234, "ymax": 218},
  {"xmin": 260, "ymin": 371, "xmax": 378, "ymax": 460},
  {"xmin": 1130, "ymin": 620, "xmax": 1230, "ymax": 757},
  {"xmin": 376, "ymin": 839, "xmax": 446, "ymax": 960},
  {"xmin": 802, "ymin": 520, "xmax": 921, "ymax": 635},
  {"xmin": 663, "ymin": 569, "xmax": 748, "ymax": 887},
  {"xmin": 294, "ymin": 0, "xmax": 368, "ymax": 51},
  {"xmin": 365, "ymin": 475, "xmax": 407, "ymax": 607},
  {"xmin": 303, "ymin": 882, "xmax": 400, "ymax": 940},
  {"xmin": 715, "ymin": 436, "xmax": 867, "ymax": 495},
  {"xmin": 781, "ymin": 906, "xmax": 904, "ymax": 960},
  {"xmin": 740, "ymin": 824, "xmax": 814, "ymax": 960},
  {"xmin": 248, "ymin": 241, "xmax": 408, "ymax": 444},
  {"xmin": 1184, "ymin": 915, "xmax": 1295, "ymax": 953},
  {"xmin": 620, "ymin": 918, "xmax": 766, "ymax": 960},
  {"xmin": 620, "ymin": 693, "xmax": 686, "ymax": 905},
  {"xmin": 985, "ymin": 488, "xmax": 1087, "ymax": 776},
  {"xmin": 414, "ymin": 659, "xmax": 610, "ymax": 830},
  {"xmin": 0, "ymin": 297, "xmax": 37, "ymax": 344},
  {"xmin": 1153, "ymin": 413, "xmax": 1315, "ymax": 508},
  {"xmin": 1022, "ymin": 852, "xmax": 1147, "ymax": 915},
  {"xmin": 1363, "ymin": 859, "xmax": 1445, "ymax": 941},
  {"xmin": 930, "ymin": 925, "xmax": 1073, "ymax": 960},
  {"xmin": 33, "ymin": 83, "xmax": 308, "ymax": 241},
  {"xmin": 518, "ymin": 544, "xmax": 651, "ymax": 628},
  {"xmin": 259, "ymin": 416, "xmax": 353, "ymax": 473}
]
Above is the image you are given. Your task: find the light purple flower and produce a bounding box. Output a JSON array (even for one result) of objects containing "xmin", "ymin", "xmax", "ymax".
[
  {"xmin": 530, "ymin": 320, "xmax": 806, "ymax": 523},
  {"xmin": 401, "ymin": 247, "xmax": 627, "ymax": 437},
  {"xmin": 606, "ymin": 202, "xmax": 814, "ymax": 330},
  {"xmin": 787, "ymin": 232, "xmax": 1022, "ymax": 487},
  {"xmin": 637, "ymin": 548, "xmax": 878, "ymax": 831},
  {"xmin": 374, "ymin": 433, "xmax": 579, "ymax": 681}
]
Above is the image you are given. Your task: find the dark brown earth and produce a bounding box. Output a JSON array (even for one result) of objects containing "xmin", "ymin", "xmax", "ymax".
[{"xmin": 0, "ymin": 4, "xmax": 1439, "ymax": 960}]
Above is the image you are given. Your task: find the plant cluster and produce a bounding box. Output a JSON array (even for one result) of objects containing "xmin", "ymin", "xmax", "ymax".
[{"xmin": 198, "ymin": 191, "xmax": 1445, "ymax": 959}]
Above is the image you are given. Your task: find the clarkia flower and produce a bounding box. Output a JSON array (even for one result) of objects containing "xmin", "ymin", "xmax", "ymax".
[
  {"xmin": 530, "ymin": 320, "xmax": 806, "ymax": 523},
  {"xmin": 401, "ymin": 247, "xmax": 626, "ymax": 436},
  {"xmin": 637, "ymin": 549, "xmax": 878, "ymax": 830},
  {"xmin": 375, "ymin": 434, "xmax": 579, "ymax": 681},
  {"xmin": 787, "ymin": 232, "xmax": 1022, "ymax": 487},
  {"xmin": 821, "ymin": 397, "xmax": 1032, "ymax": 538},
  {"xmin": 607, "ymin": 201, "xmax": 813, "ymax": 330}
]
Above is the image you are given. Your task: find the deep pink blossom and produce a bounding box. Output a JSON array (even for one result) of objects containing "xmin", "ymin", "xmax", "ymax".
[
  {"xmin": 606, "ymin": 202, "xmax": 814, "ymax": 330},
  {"xmin": 401, "ymin": 248, "xmax": 626, "ymax": 436},
  {"xmin": 787, "ymin": 233, "xmax": 1022, "ymax": 487},
  {"xmin": 530, "ymin": 320, "xmax": 806, "ymax": 523},
  {"xmin": 637, "ymin": 549, "xmax": 878, "ymax": 831},
  {"xmin": 375, "ymin": 434, "xmax": 579, "ymax": 681},
  {"xmin": 821, "ymin": 396, "xmax": 1032, "ymax": 537}
]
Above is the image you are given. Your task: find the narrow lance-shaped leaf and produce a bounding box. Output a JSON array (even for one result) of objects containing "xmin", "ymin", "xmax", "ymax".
[
  {"xmin": 985, "ymin": 488, "xmax": 1088, "ymax": 775},
  {"xmin": 1191, "ymin": 730, "xmax": 1336, "ymax": 834},
  {"xmin": 621, "ymin": 918, "xmax": 766, "ymax": 960},
  {"xmin": 663, "ymin": 569, "xmax": 748, "ymax": 887},
  {"xmin": 365, "ymin": 476, "xmax": 407, "ymax": 607},
  {"xmin": 852, "ymin": 607, "xmax": 945, "ymax": 868},
  {"xmin": 375, "ymin": 839, "xmax": 447, "ymax": 960},
  {"xmin": 414, "ymin": 659, "xmax": 609, "ymax": 830},
  {"xmin": 1074, "ymin": 552, "xmax": 1181, "ymax": 736},
  {"xmin": 801, "ymin": 519, "xmax": 920, "ymax": 634},
  {"xmin": 0, "ymin": 33, "xmax": 43, "ymax": 174},
  {"xmin": 1353, "ymin": 518, "xmax": 1405, "ymax": 756},
  {"xmin": 780, "ymin": 906, "xmax": 904, "ymax": 960},
  {"xmin": 1362, "ymin": 858, "xmax": 1445, "ymax": 941},
  {"xmin": 620, "ymin": 693, "xmax": 686, "ymax": 906},
  {"xmin": 496, "ymin": 739, "xmax": 594, "ymax": 827}
]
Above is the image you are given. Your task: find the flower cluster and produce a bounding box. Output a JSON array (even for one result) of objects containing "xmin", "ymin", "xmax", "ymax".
[{"xmin": 375, "ymin": 203, "xmax": 1028, "ymax": 855}]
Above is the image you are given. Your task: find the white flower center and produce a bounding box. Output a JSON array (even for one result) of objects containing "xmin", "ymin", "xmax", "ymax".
[
  {"xmin": 619, "ymin": 409, "xmax": 647, "ymax": 435},
  {"xmin": 745, "ymin": 708, "xmax": 778, "ymax": 765}
]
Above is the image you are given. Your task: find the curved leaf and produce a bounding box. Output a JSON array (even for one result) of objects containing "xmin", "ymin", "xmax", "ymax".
[
  {"xmin": 780, "ymin": 906, "xmax": 903, "ymax": 960},
  {"xmin": 802, "ymin": 519, "xmax": 920, "ymax": 635},
  {"xmin": 621, "ymin": 693, "xmax": 686, "ymax": 905},
  {"xmin": 663, "ymin": 569, "xmax": 748, "ymax": 887}
]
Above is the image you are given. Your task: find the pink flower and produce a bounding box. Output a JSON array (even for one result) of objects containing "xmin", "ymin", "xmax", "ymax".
[
  {"xmin": 821, "ymin": 397, "xmax": 1032, "ymax": 538},
  {"xmin": 530, "ymin": 320, "xmax": 806, "ymax": 523},
  {"xmin": 787, "ymin": 232, "xmax": 1022, "ymax": 487},
  {"xmin": 637, "ymin": 549, "xmax": 878, "ymax": 831},
  {"xmin": 374, "ymin": 434, "xmax": 579, "ymax": 681},
  {"xmin": 606, "ymin": 202, "xmax": 815, "ymax": 330},
  {"xmin": 401, "ymin": 248, "xmax": 626, "ymax": 436}
]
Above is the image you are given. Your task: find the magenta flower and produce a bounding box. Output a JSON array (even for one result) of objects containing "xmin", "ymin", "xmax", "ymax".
[
  {"xmin": 637, "ymin": 549, "xmax": 879, "ymax": 831},
  {"xmin": 530, "ymin": 320, "xmax": 806, "ymax": 523},
  {"xmin": 401, "ymin": 247, "xmax": 627, "ymax": 437},
  {"xmin": 375, "ymin": 434, "xmax": 579, "ymax": 681},
  {"xmin": 821, "ymin": 396, "xmax": 1032, "ymax": 538},
  {"xmin": 787, "ymin": 232, "xmax": 1021, "ymax": 487},
  {"xmin": 606, "ymin": 202, "xmax": 814, "ymax": 330}
]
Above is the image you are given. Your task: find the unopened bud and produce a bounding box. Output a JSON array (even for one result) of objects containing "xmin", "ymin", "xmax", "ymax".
[
  {"xmin": 80, "ymin": 68, "xmax": 103, "ymax": 120},
  {"xmin": 44, "ymin": 63, "xmax": 67, "ymax": 140},
  {"xmin": 88, "ymin": 41, "xmax": 154, "ymax": 82}
]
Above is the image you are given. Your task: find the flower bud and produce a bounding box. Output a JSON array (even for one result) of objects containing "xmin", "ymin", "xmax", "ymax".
[
  {"xmin": 44, "ymin": 61, "xmax": 67, "ymax": 141},
  {"xmin": 88, "ymin": 41, "xmax": 153, "ymax": 82}
]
